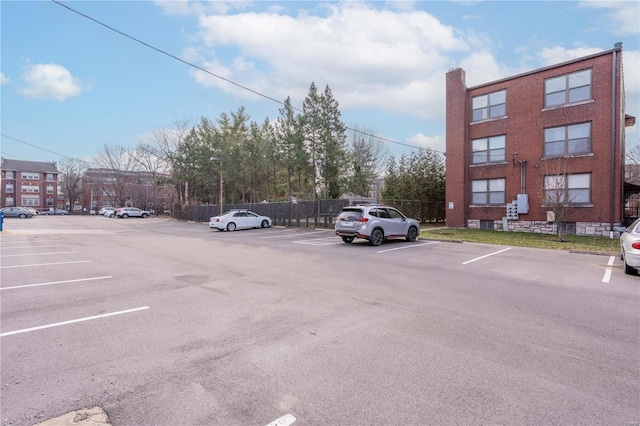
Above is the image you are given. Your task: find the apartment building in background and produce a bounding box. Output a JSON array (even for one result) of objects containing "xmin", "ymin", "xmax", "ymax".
[
  {"xmin": 81, "ymin": 168, "xmax": 175, "ymax": 213},
  {"xmin": 0, "ymin": 158, "xmax": 63, "ymax": 212},
  {"xmin": 445, "ymin": 43, "xmax": 635, "ymax": 236}
]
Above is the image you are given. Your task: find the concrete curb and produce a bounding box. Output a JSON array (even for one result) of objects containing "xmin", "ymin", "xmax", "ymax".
[{"xmin": 33, "ymin": 407, "xmax": 111, "ymax": 426}]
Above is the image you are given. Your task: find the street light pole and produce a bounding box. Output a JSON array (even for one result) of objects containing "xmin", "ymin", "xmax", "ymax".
[{"xmin": 210, "ymin": 157, "xmax": 223, "ymax": 215}]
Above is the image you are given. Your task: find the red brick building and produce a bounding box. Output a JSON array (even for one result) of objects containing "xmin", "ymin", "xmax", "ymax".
[
  {"xmin": 445, "ymin": 43, "xmax": 635, "ymax": 236},
  {"xmin": 81, "ymin": 168, "xmax": 175, "ymax": 213},
  {"xmin": 0, "ymin": 158, "xmax": 63, "ymax": 212}
]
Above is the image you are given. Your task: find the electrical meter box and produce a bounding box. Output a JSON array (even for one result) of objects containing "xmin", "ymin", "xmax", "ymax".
[
  {"xmin": 517, "ymin": 193, "xmax": 529, "ymax": 214},
  {"xmin": 506, "ymin": 202, "xmax": 519, "ymax": 220}
]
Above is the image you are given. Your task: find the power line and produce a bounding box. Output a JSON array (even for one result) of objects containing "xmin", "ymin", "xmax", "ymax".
[
  {"xmin": 50, "ymin": 0, "xmax": 433, "ymax": 153},
  {"xmin": 1, "ymin": 133, "xmax": 97, "ymax": 166}
]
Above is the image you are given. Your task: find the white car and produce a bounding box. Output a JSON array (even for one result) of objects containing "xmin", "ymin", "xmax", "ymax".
[
  {"xmin": 620, "ymin": 217, "xmax": 640, "ymax": 275},
  {"xmin": 99, "ymin": 207, "xmax": 117, "ymax": 217},
  {"xmin": 116, "ymin": 207, "xmax": 151, "ymax": 218},
  {"xmin": 209, "ymin": 210, "xmax": 272, "ymax": 231}
]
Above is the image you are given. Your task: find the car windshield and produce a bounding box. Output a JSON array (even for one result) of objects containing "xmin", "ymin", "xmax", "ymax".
[{"xmin": 339, "ymin": 209, "xmax": 363, "ymax": 220}]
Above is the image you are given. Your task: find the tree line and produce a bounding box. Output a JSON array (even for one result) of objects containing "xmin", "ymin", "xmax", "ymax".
[{"xmin": 58, "ymin": 82, "xmax": 446, "ymax": 210}]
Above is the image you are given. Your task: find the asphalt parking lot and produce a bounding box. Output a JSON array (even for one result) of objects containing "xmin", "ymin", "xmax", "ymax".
[{"xmin": 1, "ymin": 215, "xmax": 638, "ymax": 425}]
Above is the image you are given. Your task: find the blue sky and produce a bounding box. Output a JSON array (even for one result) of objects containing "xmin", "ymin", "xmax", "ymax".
[{"xmin": 1, "ymin": 0, "xmax": 639, "ymax": 164}]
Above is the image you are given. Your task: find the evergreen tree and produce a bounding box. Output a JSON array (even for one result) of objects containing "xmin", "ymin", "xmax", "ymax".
[
  {"xmin": 275, "ymin": 96, "xmax": 308, "ymax": 200},
  {"xmin": 302, "ymin": 83, "xmax": 347, "ymax": 199}
]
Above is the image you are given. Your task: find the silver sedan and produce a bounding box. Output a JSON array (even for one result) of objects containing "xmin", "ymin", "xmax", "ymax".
[{"xmin": 0, "ymin": 207, "xmax": 34, "ymax": 218}]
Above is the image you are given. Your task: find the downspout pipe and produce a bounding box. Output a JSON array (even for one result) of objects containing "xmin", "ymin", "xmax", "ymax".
[{"xmin": 610, "ymin": 44, "xmax": 619, "ymax": 231}]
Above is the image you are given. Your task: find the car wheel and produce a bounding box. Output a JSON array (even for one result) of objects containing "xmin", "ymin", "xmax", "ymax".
[
  {"xmin": 227, "ymin": 222, "xmax": 236, "ymax": 231},
  {"xmin": 19, "ymin": 213, "xmax": 26, "ymax": 218},
  {"xmin": 261, "ymin": 220, "xmax": 269, "ymax": 228},
  {"xmin": 406, "ymin": 226, "xmax": 419, "ymax": 242},
  {"xmin": 623, "ymin": 251, "xmax": 638, "ymax": 275},
  {"xmin": 142, "ymin": 213, "xmax": 148, "ymax": 218},
  {"xmin": 123, "ymin": 213, "xmax": 129, "ymax": 218},
  {"xmin": 342, "ymin": 236, "xmax": 355, "ymax": 244},
  {"xmin": 370, "ymin": 229, "xmax": 384, "ymax": 246},
  {"xmin": 109, "ymin": 213, "xmax": 115, "ymax": 218}
]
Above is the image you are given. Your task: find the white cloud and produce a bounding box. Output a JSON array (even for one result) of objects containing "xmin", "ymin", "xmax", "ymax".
[
  {"xmin": 157, "ymin": 1, "xmax": 638, "ymax": 137},
  {"xmin": 407, "ymin": 133, "xmax": 446, "ymax": 153},
  {"xmin": 0, "ymin": 72, "xmax": 10, "ymax": 85},
  {"xmin": 20, "ymin": 64, "xmax": 90, "ymax": 101},
  {"xmin": 579, "ymin": 1, "xmax": 640, "ymax": 37},
  {"xmin": 537, "ymin": 45, "xmax": 604, "ymax": 67},
  {"xmin": 168, "ymin": 2, "xmax": 468, "ymax": 121}
]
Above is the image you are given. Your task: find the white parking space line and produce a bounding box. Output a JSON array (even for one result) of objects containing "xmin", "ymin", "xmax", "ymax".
[
  {"xmin": 1, "ymin": 276, "xmax": 112, "ymax": 291},
  {"xmin": 0, "ymin": 260, "xmax": 91, "ymax": 269},
  {"xmin": 258, "ymin": 230, "xmax": 329, "ymax": 240},
  {"xmin": 0, "ymin": 306, "xmax": 150, "ymax": 337},
  {"xmin": 602, "ymin": 256, "xmax": 615, "ymax": 283},
  {"xmin": 2, "ymin": 251, "xmax": 77, "ymax": 258},
  {"xmin": 293, "ymin": 238, "xmax": 342, "ymax": 246},
  {"xmin": 462, "ymin": 247, "xmax": 512, "ymax": 265},
  {"xmin": 376, "ymin": 241, "xmax": 439, "ymax": 253},
  {"xmin": 0, "ymin": 244, "xmax": 70, "ymax": 249},
  {"xmin": 266, "ymin": 413, "xmax": 296, "ymax": 426}
]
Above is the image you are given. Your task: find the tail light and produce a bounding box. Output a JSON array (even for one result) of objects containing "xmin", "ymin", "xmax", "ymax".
[
  {"xmin": 632, "ymin": 242, "xmax": 640, "ymax": 250},
  {"xmin": 357, "ymin": 217, "xmax": 368, "ymax": 223},
  {"xmin": 215, "ymin": 218, "xmax": 220, "ymax": 223}
]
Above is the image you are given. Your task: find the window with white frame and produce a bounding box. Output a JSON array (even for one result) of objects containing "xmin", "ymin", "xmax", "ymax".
[
  {"xmin": 5, "ymin": 171, "xmax": 14, "ymax": 179},
  {"xmin": 472, "ymin": 135, "xmax": 506, "ymax": 164},
  {"xmin": 544, "ymin": 122, "xmax": 591, "ymax": 157},
  {"xmin": 21, "ymin": 185, "xmax": 40, "ymax": 193},
  {"xmin": 47, "ymin": 185, "xmax": 54, "ymax": 194},
  {"xmin": 472, "ymin": 90, "xmax": 506, "ymax": 122},
  {"xmin": 544, "ymin": 173, "xmax": 591, "ymax": 205},
  {"xmin": 46, "ymin": 173, "xmax": 54, "ymax": 181},
  {"xmin": 5, "ymin": 183, "xmax": 14, "ymax": 193},
  {"xmin": 21, "ymin": 196, "xmax": 40, "ymax": 206},
  {"xmin": 5, "ymin": 197, "xmax": 14, "ymax": 206},
  {"xmin": 471, "ymin": 178, "xmax": 506, "ymax": 205},
  {"xmin": 21, "ymin": 172, "xmax": 40, "ymax": 180},
  {"xmin": 46, "ymin": 197, "xmax": 54, "ymax": 207},
  {"xmin": 545, "ymin": 69, "xmax": 592, "ymax": 108}
]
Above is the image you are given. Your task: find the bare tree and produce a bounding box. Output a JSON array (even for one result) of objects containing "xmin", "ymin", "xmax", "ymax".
[
  {"xmin": 130, "ymin": 142, "xmax": 171, "ymax": 212},
  {"xmin": 93, "ymin": 144, "xmax": 137, "ymax": 207},
  {"xmin": 542, "ymin": 159, "xmax": 576, "ymax": 242},
  {"xmin": 345, "ymin": 125, "xmax": 387, "ymax": 196},
  {"xmin": 625, "ymin": 143, "xmax": 640, "ymax": 185},
  {"xmin": 58, "ymin": 157, "xmax": 87, "ymax": 211},
  {"xmin": 141, "ymin": 118, "xmax": 193, "ymax": 206}
]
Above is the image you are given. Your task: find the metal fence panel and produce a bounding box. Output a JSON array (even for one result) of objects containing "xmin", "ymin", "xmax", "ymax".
[{"xmin": 178, "ymin": 199, "xmax": 444, "ymax": 226}]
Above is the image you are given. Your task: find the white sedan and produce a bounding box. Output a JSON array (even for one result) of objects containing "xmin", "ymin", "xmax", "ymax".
[
  {"xmin": 209, "ymin": 210, "xmax": 272, "ymax": 231},
  {"xmin": 620, "ymin": 217, "xmax": 640, "ymax": 275}
]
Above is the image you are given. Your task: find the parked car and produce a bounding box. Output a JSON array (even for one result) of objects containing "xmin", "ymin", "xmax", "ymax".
[
  {"xmin": 334, "ymin": 204, "xmax": 420, "ymax": 246},
  {"xmin": 116, "ymin": 207, "xmax": 151, "ymax": 218},
  {"xmin": 619, "ymin": 217, "xmax": 640, "ymax": 275},
  {"xmin": 42, "ymin": 209, "xmax": 69, "ymax": 215},
  {"xmin": 98, "ymin": 207, "xmax": 117, "ymax": 216},
  {"xmin": 209, "ymin": 210, "xmax": 272, "ymax": 231},
  {"xmin": 0, "ymin": 207, "xmax": 34, "ymax": 218}
]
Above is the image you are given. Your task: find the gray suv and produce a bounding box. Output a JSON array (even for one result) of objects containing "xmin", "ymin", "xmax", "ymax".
[{"xmin": 334, "ymin": 205, "xmax": 420, "ymax": 246}]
